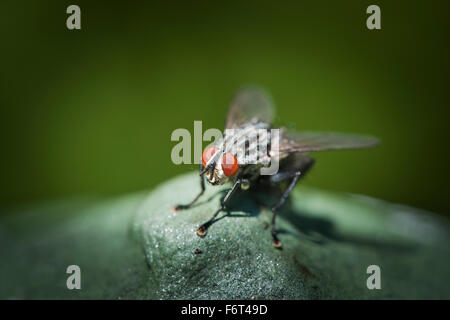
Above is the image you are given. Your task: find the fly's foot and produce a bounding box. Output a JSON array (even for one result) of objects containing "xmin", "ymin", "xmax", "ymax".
[
  {"xmin": 196, "ymin": 225, "xmax": 208, "ymax": 237},
  {"xmin": 271, "ymin": 233, "xmax": 283, "ymax": 249},
  {"xmin": 172, "ymin": 204, "xmax": 188, "ymax": 213},
  {"xmin": 272, "ymin": 239, "xmax": 283, "ymax": 249}
]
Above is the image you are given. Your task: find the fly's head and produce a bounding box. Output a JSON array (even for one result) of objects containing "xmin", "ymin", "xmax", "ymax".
[{"xmin": 201, "ymin": 146, "xmax": 239, "ymax": 185}]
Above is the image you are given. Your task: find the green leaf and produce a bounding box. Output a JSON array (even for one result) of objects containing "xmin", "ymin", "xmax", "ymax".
[{"xmin": 1, "ymin": 172, "xmax": 449, "ymax": 299}]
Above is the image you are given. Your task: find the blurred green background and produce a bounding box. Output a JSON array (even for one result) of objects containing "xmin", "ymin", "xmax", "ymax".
[{"xmin": 1, "ymin": 0, "xmax": 449, "ymax": 217}]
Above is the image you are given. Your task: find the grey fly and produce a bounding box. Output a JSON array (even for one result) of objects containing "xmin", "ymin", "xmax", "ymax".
[{"xmin": 173, "ymin": 86, "xmax": 379, "ymax": 248}]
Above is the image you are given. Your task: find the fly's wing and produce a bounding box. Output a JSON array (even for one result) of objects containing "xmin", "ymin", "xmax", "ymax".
[
  {"xmin": 279, "ymin": 129, "xmax": 380, "ymax": 155},
  {"xmin": 225, "ymin": 86, "xmax": 275, "ymax": 129}
]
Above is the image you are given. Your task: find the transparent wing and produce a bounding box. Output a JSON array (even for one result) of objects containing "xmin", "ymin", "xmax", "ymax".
[
  {"xmin": 225, "ymin": 86, "xmax": 275, "ymax": 129},
  {"xmin": 279, "ymin": 129, "xmax": 380, "ymax": 155}
]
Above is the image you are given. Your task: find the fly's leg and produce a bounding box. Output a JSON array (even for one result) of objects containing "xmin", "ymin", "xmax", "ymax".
[
  {"xmin": 172, "ymin": 164, "xmax": 205, "ymax": 212},
  {"xmin": 268, "ymin": 155, "xmax": 315, "ymax": 248},
  {"xmin": 271, "ymin": 171, "xmax": 301, "ymax": 248},
  {"xmin": 196, "ymin": 179, "xmax": 242, "ymax": 237}
]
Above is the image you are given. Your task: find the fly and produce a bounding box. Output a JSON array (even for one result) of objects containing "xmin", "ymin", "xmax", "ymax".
[{"xmin": 173, "ymin": 86, "xmax": 379, "ymax": 248}]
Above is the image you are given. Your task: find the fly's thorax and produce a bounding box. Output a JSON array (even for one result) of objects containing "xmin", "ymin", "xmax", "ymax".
[
  {"xmin": 223, "ymin": 123, "xmax": 272, "ymax": 168},
  {"xmin": 202, "ymin": 122, "xmax": 273, "ymax": 185}
]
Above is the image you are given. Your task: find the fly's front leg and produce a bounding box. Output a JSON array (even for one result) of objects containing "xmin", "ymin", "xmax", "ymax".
[
  {"xmin": 172, "ymin": 164, "xmax": 205, "ymax": 212},
  {"xmin": 196, "ymin": 179, "xmax": 242, "ymax": 237}
]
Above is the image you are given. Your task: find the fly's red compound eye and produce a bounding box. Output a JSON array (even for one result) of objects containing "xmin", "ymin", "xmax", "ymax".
[
  {"xmin": 202, "ymin": 146, "xmax": 218, "ymax": 167},
  {"xmin": 221, "ymin": 152, "xmax": 239, "ymax": 177}
]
